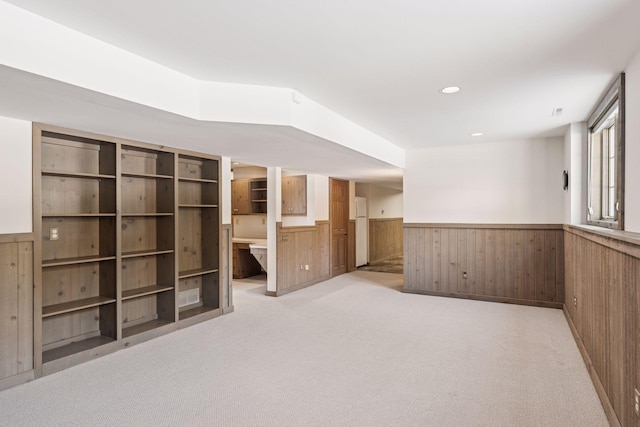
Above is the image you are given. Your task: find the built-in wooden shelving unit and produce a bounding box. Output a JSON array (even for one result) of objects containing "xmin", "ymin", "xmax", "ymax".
[{"xmin": 34, "ymin": 125, "xmax": 223, "ymax": 374}]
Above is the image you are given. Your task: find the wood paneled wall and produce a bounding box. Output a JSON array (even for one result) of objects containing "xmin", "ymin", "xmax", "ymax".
[
  {"xmin": 564, "ymin": 225, "xmax": 639, "ymax": 427},
  {"xmin": 0, "ymin": 234, "xmax": 34, "ymax": 389},
  {"xmin": 369, "ymin": 218, "xmax": 403, "ymax": 264},
  {"xmin": 347, "ymin": 220, "xmax": 356, "ymax": 272},
  {"xmin": 276, "ymin": 221, "xmax": 330, "ymax": 296},
  {"xmin": 403, "ymin": 224, "xmax": 564, "ymax": 308}
]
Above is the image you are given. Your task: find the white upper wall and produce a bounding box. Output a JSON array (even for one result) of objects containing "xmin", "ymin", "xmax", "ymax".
[
  {"xmin": 0, "ymin": 1, "xmax": 403, "ymax": 169},
  {"xmin": 0, "ymin": 116, "xmax": 32, "ymax": 234},
  {"xmin": 404, "ymin": 137, "xmax": 564, "ymax": 224},
  {"xmin": 368, "ymin": 186, "xmax": 403, "ymax": 219},
  {"xmin": 624, "ymin": 48, "xmax": 640, "ymax": 233},
  {"xmin": 563, "ymin": 123, "xmax": 587, "ymax": 225},
  {"xmin": 314, "ymin": 175, "xmax": 329, "ymax": 221}
]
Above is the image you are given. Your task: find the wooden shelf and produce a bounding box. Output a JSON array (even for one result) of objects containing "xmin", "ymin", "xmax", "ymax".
[
  {"xmin": 252, "ymin": 188, "xmax": 267, "ymax": 191},
  {"xmin": 121, "ymin": 249, "xmax": 174, "ymax": 259},
  {"xmin": 179, "ymin": 267, "xmax": 219, "ymax": 279},
  {"xmin": 42, "ymin": 255, "xmax": 116, "ymax": 268},
  {"xmin": 42, "ymin": 296, "xmax": 116, "ymax": 318},
  {"xmin": 122, "ymin": 172, "xmax": 173, "ymax": 180},
  {"xmin": 121, "ymin": 212, "xmax": 174, "ymax": 217},
  {"xmin": 43, "ymin": 336, "xmax": 116, "ymax": 364},
  {"xmin": 122, "ymin": 285, "xmax": 174, "ymax": 301},
  {"xmin": 178, "ymin": 177, "xmax": 218, "ymax": 184},
  {"xmin": 122, "ymin": 319, "xmax": 173, "ymax": 338},
  {"xmin": 178, "ymin": 204, "xmax": 218, "ymax": 208},
  {"xmin": 42, "ymin": 170, "xmax": 116, "ymax": 180},
  {"xmin": 179, "ymin": 305, "xmax": 216, "ymax": 321},
  {"xmin": 42, "ymin": 213, "xmax": 116, "ymax": 218},
  {"xmin": 251, "ymin": 199, "xmax": 267, "ymax": 203}
]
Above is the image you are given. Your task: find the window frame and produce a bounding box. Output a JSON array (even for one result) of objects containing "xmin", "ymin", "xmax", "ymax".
[{"xmin": 587, "ymin": 73, "xmax": 625, "ymax": 230}]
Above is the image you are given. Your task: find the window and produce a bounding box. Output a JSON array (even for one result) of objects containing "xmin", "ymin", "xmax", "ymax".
[{"xmin": 587, "ymin": 73, "xmax": 625, "ymax": 229}]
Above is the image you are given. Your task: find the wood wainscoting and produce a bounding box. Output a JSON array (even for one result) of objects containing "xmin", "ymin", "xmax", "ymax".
[
  {"xmin": 369, "ymin": 218, "xmax": 403, "ymax": 264},
  {"xmin": 564, "ymin": 225, "xmax": 639, "ymax": 427},
  {"xmin": 347, "ymin": 220, "xmax": 356, "ymax": 272},
  {"xmin": 276, "ymin": 221, "xmax": 331, "ymax": 296},
  {"xmin": 0, "ymin": 233, "xmax": 34, "ymax": 390},
  {"xmin": 403, "ymin": 224, "xmax": 564, "ymax": 308}
]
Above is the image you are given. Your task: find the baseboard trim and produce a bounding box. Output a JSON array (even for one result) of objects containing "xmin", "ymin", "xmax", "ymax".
[
  {"xmin": 369, "ymin": 252, "xmax": 402, "ymax": 265},
  {"xmin": 265, "ymin": 290, "xmax": 277, "ymax": 297},
  {"xmin": 402, "ymin": 288, "xmax": 563, "ymax": 309},
  {"xmin": 275, "ymin": 275, "xmax": 331, "ymax": 297},
  {"xmin": 562, "ymin": 305, "xmax": 621, "ymax": 427},
  {"xmin": 0, "ymin": 370, "xmax": 35, "ymax": 391},
  {"xmin": 222, "ymin": 306, "xmax": 235, "ymax": 314}
]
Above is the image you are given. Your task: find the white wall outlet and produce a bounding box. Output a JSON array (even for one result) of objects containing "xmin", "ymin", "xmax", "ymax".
[
  {"xmin": 49, "ymin": 227, "xmax": 59, "ymax": 241},
  {"xmin": 305, "ymin": 265, "xmax": 309, "ymax": 271},
  {"xmin": 300, "ymin": 264, "xmax": 304, "ymax": 270},
  {"xmin": 573, "ymin": 296, "xmax": 577, "ymax": 307}
]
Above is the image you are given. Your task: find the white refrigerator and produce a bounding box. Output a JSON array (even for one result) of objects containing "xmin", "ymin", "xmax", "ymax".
[{"xmin": 355, "ymin": 197, "xmax": 368, "ymax": 267}]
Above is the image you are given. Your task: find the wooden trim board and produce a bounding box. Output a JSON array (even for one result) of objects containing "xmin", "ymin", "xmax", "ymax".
[
  {"xmin": 404, "ymin": 223, "xmax": 563, "ymax": 230},
  {"xmin": 563, "ymin": 305, "xmax": 622, "ymax": 427}
]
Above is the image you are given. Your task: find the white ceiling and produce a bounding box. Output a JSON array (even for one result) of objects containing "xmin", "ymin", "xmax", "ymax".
[{"xmin": 2, "ymin": 0, "xmax": 640, "ymax": 185}]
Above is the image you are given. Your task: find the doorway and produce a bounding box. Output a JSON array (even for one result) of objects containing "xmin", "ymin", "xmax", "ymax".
[{"xmin": 330, "ymin": 178, "xmax": 349, "ymax": 277}]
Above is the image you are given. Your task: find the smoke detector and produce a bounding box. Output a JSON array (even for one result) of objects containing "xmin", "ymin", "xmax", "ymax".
[{"xmin": 552, "ymin": 107, "xmax": 563, "ymax": 117}]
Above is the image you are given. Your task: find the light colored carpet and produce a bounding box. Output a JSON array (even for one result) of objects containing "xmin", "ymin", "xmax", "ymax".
[{"xmin": 0, "ymin": 271, "xmax": 607, "ymax": 426}]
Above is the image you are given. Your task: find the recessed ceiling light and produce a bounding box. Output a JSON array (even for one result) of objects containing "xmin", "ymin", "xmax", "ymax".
[
  {"xmin": 441, "ymin": 86, "xmax": 461, "ymax": 94},
  {"xmin": 470, "ymin": 132, "xmax": 483, "ymax": 137}
]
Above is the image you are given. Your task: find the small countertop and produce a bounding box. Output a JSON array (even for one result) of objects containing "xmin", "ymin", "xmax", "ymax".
[{"xmin": 232, "ymin": 237, "xmax": 267, "ymax": 246}]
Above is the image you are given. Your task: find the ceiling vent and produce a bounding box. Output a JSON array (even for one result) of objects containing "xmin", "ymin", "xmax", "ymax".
[{"xmin": 552, "ymin": 107, "xmax": 563, "ymax": 117}]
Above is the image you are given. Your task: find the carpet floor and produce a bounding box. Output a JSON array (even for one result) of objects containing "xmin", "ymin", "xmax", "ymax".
[{"xmin": 0, "ymin": 271, "xmax": 607, "ymax": 426}]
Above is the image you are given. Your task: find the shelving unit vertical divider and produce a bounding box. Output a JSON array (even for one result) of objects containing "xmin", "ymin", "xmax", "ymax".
[
  {"xmin": 172, "ymin": 152, "xmax": 180, "ymax": 324},
  {"xmin": 114, "ymin": 141, "xmax": 123, "ymax": 342},
  {"xmin": 32, "ymin": 124, "xmax": 44, "ymax": 377}
]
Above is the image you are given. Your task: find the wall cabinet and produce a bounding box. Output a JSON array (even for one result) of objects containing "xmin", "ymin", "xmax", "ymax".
[
  {"xmin": 282, "ymin": 175, "xmax": 307, "ymax": 215},
  {"xmin": 231, "ymin": 179, "xmax": 250, "ymax": 215},
  {"xmin": 250, "ymin": 179, "xmax": 267, "ymax": 214},
  {"xmin": 232, "ymin": 178, "xmax": 267, "ymax": 215},
  {"xmin": 33, "ymin": 124, "xmax": 223, "ymax": 375}
]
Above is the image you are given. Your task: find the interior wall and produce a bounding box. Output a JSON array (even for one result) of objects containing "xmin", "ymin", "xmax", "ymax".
[
  {"xmin": 404, "ymin": 137, "xmax": 564, "ymax": 224},
  {"xmin": 368, "ymin": 185, "xmax": 403, "ymax": 219},
  {"xmin": 314, "ymin": 175, "xmax": 329, "ymax": 221},
  {"xmin": 563, "ymin": 123, "xmax": 587, "ymax": 225},
  {"xmin": 349, "ymin": 181, "xmax": 356, "ymax": 220},
  {"xmin": 0, "ymin": 116, "xmax": 32, "ymax": 234},
  {"xmin": 232, "ymin": 166, "xmax": 266, "ymax": 180},
  {"xmin": 233, "ymin": 216, "xmax": 267, "ymax": 238},
  {"xmin": 221, "ymin": 157, "xmax": 231, "ymax": 225},
  {"xmin": 282, "ymin": 173, "xmax": 318, "ymax": 227},
  {"xmin": 625, "ymin": 49, "xmax": 640, "ymax": 233}
]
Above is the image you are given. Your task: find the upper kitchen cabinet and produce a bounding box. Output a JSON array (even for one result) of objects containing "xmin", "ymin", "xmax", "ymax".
[
  {"xmin": 282, "ymin": 175, "xmax": 307, "ymax": 215},
  {"xmin": 231, "ymin": 179, "xmax": 251, "ymax": 215}
]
